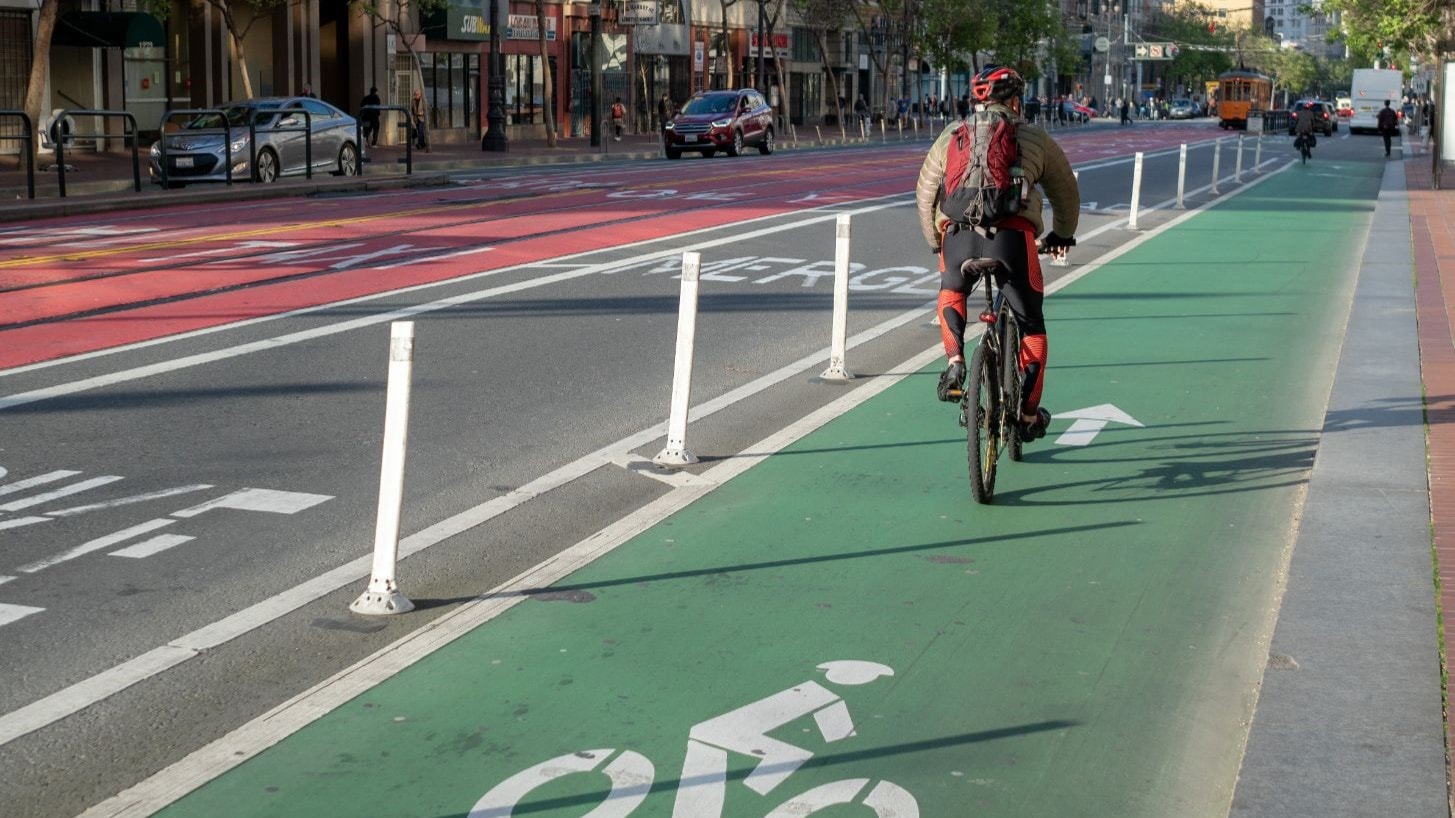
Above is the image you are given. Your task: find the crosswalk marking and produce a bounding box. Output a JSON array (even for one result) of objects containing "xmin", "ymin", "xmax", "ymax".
[
  {"xmin": 18, "ymin": 519, "xmax": 176, "ymax": 574},
  {"xmin": 0, "ymin": 603, "xmax": 43, "ymax": 627},
  {"xmin": 0, "ymin": 476, "xmax": 124, "ymax": 512},
  {"xmin": 110, "ymin": 534, "xmax": 196, "ymax": 560},
  {"xmin": 0, "ymin": 471, "xmax": 82, "ymax": 498}
]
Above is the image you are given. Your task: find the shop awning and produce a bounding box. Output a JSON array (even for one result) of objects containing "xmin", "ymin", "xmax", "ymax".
[{"xmin": 52, "ymin": 12, "xmax": 164, "ymax": 49}]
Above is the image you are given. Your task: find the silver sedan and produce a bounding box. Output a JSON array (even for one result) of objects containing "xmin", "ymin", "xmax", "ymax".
[{"xmin": 149, "ymin": 97, "xmax": 360, "ymax": 187}]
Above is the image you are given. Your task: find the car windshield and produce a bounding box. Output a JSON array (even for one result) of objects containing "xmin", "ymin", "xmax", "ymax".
[
  {"xmin": 184, "ymin": 105, "xmax": 288, "ymax": 130},
  {"xmin": 681, "ymin": 95, "xmax": 738, "ymax": 115}
]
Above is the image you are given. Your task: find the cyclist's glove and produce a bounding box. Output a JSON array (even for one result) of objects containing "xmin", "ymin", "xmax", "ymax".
[{"xmin": 1040, "ymin": 232, "xmax": 1076, "ymax": 251}]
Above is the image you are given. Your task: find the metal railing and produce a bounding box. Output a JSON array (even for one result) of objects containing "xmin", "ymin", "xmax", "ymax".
[
  {"xmin": 0, "ymin": 110, "xmax": 35, "ymax": 199},
  {"xmin": 246, "ymin": 106, "xmax": 313, "ymax": 182},
  {"xmin": 156, "ymin": 109, "xmax": 235, "ymax": 188},
  {"xmin": 53, "ymin": 109, "xmax": 141, "ymax": 198},
  {"xmin": 356, "ymin": 104, "xmax": 413, "ymax": 176}
]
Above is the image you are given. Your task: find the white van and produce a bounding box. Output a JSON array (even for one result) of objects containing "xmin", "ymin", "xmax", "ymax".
[{"xmin": 1349, "ymin": 68, "xmax": 1402, "ymax": 134}]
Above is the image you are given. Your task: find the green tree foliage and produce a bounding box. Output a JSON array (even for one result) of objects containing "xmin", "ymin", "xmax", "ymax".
[
  {"xmin": 1314, "ymin": 0, "xmax": 1451, "ymax": 64},
  {"xmin": 1144, "ymin": 1, "xmax": 1234, "ymax": 90}
]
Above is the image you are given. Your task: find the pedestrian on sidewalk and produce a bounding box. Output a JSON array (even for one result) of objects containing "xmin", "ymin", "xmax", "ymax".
[
  {"xmin": 410, "ymin": 88, "xmax": 430, "ymax": 152},
  {"xmin": 301, "ymin": 82, "xmax": 316, "ymax": 99},
  {"xmin": 657, "ymin": 93, "xmax": 673, "ymax": 131},
  {"xmin": 1377, "ymin": 100, "xmax": 1399, "ymax": 158},
  {"xmin": 360, "ymin": 86, "xmax": 381, "ymax": 147},
  {"xmin": 1119, "ymin": 98, "xmax": 1131, "ymax": 125},
  {"xmin": 611, "ymin": 97, "xmax": 625, "ymax": 141}
]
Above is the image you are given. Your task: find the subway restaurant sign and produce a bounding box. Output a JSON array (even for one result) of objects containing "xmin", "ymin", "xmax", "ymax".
[
  {"xmin": 506, "ymin": 13, "xmax": 557, "ymax": 40},
  {"xmin": 443, "ymin": 2, "xmax": 490, "ymax": 41}
]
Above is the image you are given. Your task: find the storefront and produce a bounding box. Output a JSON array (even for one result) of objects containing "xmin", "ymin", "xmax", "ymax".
[
  {"xmin": 625, "ymin": 0, "xmax": 691, "ymax": 131},
  {"xmin": 418, "ymin": 0, "xmax": 487, "ymax": 143}
]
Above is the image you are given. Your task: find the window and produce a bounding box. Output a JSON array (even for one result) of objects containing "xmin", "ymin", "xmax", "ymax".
[
  {"xmin": 791, "ymin": 28, "xmax": 819, "ymax": 63},
  {"xmin": 506, "ymin": 54, "xmax": 543, "ymax": 124}
]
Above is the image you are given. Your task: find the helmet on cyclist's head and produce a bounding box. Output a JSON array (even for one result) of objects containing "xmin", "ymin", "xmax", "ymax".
[{"xmin": 971, "ymin": 66, "xmax": 1025, "ymax": 104}]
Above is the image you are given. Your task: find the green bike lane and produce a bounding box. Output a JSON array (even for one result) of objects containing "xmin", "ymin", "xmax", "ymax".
[{"xmin": 149, "ymin": 159, "xmax": 1381, "ymax": 818}]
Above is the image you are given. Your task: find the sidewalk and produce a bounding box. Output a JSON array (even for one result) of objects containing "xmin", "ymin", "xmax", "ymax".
[{"xmin": 78, "ymin": 136, "xmax": 1447, "ymax": 818}]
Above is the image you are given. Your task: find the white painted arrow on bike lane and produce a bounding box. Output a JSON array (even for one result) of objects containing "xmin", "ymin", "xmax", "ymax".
[{"xmin": 1052, "ymin": 404, "xmax": 1144, "ymax": 446}]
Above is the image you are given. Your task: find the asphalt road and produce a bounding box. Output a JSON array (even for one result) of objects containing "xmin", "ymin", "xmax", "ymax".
[{"xmin": 0, "ymin": 119, "xmax": 1285, "ymax": 817}]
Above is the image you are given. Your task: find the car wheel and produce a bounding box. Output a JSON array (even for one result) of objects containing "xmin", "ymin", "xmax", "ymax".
[
  {"xmin": 665, "ymin": 145, "xmax": 682, "ymax": 160},
  {"xmin": 758, "ymin": 128, "xmax": 775, "ymax": 155},
  {"xmin": 255, "ymin": 149, "xmax": 279, "ymax": 183},
  {"xmin": 726, "ymin": 129, "xmax": 743, "ymax": 157},
  {"xmin": 334, "ymin": 142, "xmax": 358, "ymax": 176}
]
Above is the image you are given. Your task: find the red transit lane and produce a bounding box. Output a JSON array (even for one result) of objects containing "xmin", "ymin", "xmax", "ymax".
[{"xmin": 0, "ymin": 127, "xmax": 1222, "ymax": 370}]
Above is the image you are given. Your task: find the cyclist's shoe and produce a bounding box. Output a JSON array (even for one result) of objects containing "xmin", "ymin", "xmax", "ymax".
[
  {"xmin": 936, "ymin": 362, "xmax": 967, "ymax": 402},
  {"xmin": 1018, "ymin": 408, "xmax": 1052, "ymax": 442}
]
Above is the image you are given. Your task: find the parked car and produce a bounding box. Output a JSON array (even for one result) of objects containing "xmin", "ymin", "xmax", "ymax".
[
  {"xmin": 1286, "ymin": 100, "xmax": 1336, "ymax": 136},
  {"xmin": 663, "ymin": 89, "xmax": 775, "ymax": 159},
  {"xmin": 148, "ymin": 97, "xmax": 360, "ymax": 187},
  {"xmin": 1168, "ymin": 98, "xmax": 1198, "ymax": 119}
]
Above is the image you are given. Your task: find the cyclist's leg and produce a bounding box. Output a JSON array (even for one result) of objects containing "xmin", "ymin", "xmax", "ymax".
[
  {"xmin": 984, "ymin": 224, "xmax": 1049, "ymax": 432},
  {"xmin": 934, "ymin": 227, "xmax": 982, "ymax": 401}
]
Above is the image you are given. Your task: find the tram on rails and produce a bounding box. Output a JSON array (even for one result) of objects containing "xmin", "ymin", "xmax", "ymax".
[{"xmin": 1216, "ymin": 69, "xmax": 1273, "ymax": 129}]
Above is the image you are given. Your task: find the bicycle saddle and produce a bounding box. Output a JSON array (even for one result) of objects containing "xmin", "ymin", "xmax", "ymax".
[{"xmin": 960, "ymin": 257, "xmax": 1004, "ymax": 276}]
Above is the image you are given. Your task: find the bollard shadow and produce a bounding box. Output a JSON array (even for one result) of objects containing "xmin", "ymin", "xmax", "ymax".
[
  {"xmin": 494, "ymin": 521, "xmax": 1138, "ymax": 600},
  {"xmin": 433, "ymin": 719, "xmax": 1081, "ymax": 817},
  {"xmin": 0, "ymin": 381, "xmax": 375, "ymax": 414}
]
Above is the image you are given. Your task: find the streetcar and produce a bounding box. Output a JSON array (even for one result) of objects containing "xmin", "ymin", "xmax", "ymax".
[{"xmin": 1216, "ymin": 69, "xmax": 1272, "ymax": 130}]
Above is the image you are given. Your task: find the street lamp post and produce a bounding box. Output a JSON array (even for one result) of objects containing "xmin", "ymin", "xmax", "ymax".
[{"xmin": 482, "ymin": 0, "xmax": 508, "ymax": 151}]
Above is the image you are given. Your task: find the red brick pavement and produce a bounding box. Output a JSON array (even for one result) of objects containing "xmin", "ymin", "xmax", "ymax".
[{"xmin": 1407, "ymin": 155, "xmax": 1455, "ymax": 809}]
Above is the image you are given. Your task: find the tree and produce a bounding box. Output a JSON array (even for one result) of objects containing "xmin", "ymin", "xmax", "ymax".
[
  {"xmin": 793, "ymin": 0, "xmax": 857, "ymax": 135},
  {"xmin": 535, "ymin": 0, "xmax": 556, "ymax": 147},
  {"xmin": 913, "ymin": 0, "xmax": 995, "ymax": 100},
  {"xmin": 22, "ymin": 0, "xmax": 59, "ymax": 159},
  {"xmin": 196, "ymin": 0, "xmax": 306, "ymax": 99},
  {"xmin": 356, "ymin": 0, "xmax": 449, "ymax": 107},
  {"xmin": 1314, "ymin": 0, "xmax": 1450, "ymax": 65},
  {"xmin": 719, "ymin": 0, "xmax": 741, "ymax": 88}
]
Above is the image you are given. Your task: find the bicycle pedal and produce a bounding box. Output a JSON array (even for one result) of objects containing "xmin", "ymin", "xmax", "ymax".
[{"xmin": 978, "ymin": 311, "xmax": 997, "ymax": 324}]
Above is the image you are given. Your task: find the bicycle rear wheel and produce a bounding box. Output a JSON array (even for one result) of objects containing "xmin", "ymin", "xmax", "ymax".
[
  {"xmin": 966, "ymin": 342, "xmax": 999, "ymax": 503},
  {"xmin": 1000, "ymin": 314, "xmax": 1024, "ymax": 462}
]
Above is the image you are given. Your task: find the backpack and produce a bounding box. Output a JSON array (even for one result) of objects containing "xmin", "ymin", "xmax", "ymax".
[
  {"xmin": 938, "ymin": 109, "xmax": 1025, "ymax": 235},
  {"xmin": 611, "ymin": 102, "xmax": 625, "ymax": 119}
]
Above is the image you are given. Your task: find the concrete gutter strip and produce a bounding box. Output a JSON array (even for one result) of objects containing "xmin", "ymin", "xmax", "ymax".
[{"xmin": 1230, "ymin": 161, "xmax": 1448, "ymax": 817}]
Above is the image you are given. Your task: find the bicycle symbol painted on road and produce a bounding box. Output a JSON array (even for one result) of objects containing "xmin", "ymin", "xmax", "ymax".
[{"xmin": 469, "ymin": 659, "xmax": 920, "ymax": 817}]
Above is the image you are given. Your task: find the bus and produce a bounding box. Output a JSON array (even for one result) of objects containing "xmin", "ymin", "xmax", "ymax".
[
  {"xmin": 1216, "ymin": 70, "xmax": 1272, "ymax": 130},
  {"xmin": 1348, "ymin": 68, "xmax": 1402, "ymax": 134}
]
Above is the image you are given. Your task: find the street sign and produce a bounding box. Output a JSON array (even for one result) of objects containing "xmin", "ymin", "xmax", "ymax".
[
  {"xmin": 1133, "ymin": 42, "xmax": 1176, "ymax": 61},
  {"xmin": 1095, "ymin": 36, "xmax": 1110, "ymax": 53}
]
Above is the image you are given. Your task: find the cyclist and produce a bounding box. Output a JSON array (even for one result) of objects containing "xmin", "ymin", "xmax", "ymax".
[
  {"xmin": 915, "ymin": 65, "xmax": 1080, "ymax": 442},
  {"xmin": 1293, "ymin": 100, "xmax": 1317, "ymax": 162}
]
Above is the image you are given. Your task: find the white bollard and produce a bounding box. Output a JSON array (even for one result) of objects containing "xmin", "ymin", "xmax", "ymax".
[
  {"xmin": 1128, "ymin": 152, "xmax": 1144, "ymax": 230},
  {"xmin": 1254, "ymin": 135, "xmax": 1262, "ymax": 171},
  {"xmin": 1211, "ymin": 138, "xmax": 1222, "ymax": 195},
  {"xmin": 1234, "ymin": 134, "xmax": 1244, "ymax": 182},
  {"xmin": 821, "ymin": 214, "xmax": 855, "ymax": 381},
  {"xmin": 815, "ymin": 125, "xmax": 823, "ymax": 145},
  {"xmin": 912, "ymin": 118, "xmax": 919, "ymax": 139},
  {"xmin": 860, "ymin": 118, "xmax": 867, "ymax": 141},
  {"xmin": 1176, "ymin": 143, "xmax": 1188, "ymax": 208},
  {"xmin": 654, "ymin": 252, "xmax": 702, "ymax": 467},
  {"xmin": 898, "ymin": 119, "xmax": 904, "ymax": 140},
  {"xmin": 351, "ymin": 321, "xmax": 417, "ymax": 616},
  {"xmin": 880, "ymin": 119, "xmax": 886, "ymax": 142}
]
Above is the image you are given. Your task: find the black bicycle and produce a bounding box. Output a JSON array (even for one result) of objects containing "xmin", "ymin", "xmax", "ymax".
[{"xmin": 958, "ymin": 257, "xmax": 1029, "ymax": 504}]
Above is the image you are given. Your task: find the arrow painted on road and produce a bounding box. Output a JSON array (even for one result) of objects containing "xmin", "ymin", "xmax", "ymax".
[{"xmin": 1052, "ymin": 404, "xmax": 1144, "ymax": 446}]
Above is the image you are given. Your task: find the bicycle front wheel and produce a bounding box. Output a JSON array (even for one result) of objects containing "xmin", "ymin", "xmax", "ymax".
[{"xmin": 966, "ymin": 342, "xmax": 999, "ymax": 504}]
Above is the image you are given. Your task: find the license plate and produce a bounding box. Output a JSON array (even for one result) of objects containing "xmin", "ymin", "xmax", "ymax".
[
  {"xmin": 697, "ymin": 134, "xmax": 707, "ymax": 142},
  {"xmin": 174, "ymin": 157, "xmax": 194, "ymax": 168}
]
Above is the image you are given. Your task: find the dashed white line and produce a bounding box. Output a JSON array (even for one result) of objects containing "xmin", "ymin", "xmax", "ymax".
[
  {"xmin": 110, "ymin": 534, "xmax": 197, "ymax": 560},
  {"xmin": 0, "ymin": 603, "xmax": 44, "ymax": 627},
  {"xmin": 18, "ymin": 518, "xmax": 176, "ymax": 574},
  {"xmin": 0, "ymin": 476, "xmax": 124, "ymax": 512}
]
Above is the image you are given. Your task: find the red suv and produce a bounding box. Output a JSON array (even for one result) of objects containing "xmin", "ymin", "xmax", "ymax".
[{"xmin": 663, "ymin": 90, "xmax": 775, "ymax": 160}]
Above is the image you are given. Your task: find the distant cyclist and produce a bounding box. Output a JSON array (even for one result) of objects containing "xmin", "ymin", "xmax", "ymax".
[
  {"xmin": 915, "ymin": 66, "xmax": 1080, "ymax": 442},
  {"xmin": 1293, "ymin": 100, "xmax": 1317, "ymax": 163}
]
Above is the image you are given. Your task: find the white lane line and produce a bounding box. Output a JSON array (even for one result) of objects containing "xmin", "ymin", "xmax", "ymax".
[
  {"xmin": 109, "ymin": 534, "xmax": 196, "ymax": 560},
  {"xmin": 0, "ymin": 470, "xmax": 82, "ymax": 498},
  {"xmin": 375, "ymin": 245, "xmax": 493, "ymax": 272},
  {"xmin": 0, "ymin": 576, "xmax": 15, "ymax": 586},
  {"xmin": 0, "ymin": 196, "xmax": 909, "ymax": 410},
  {"xmin": 172, "ymin": 488, "xmax": 332, "ymax": 517},
  {"xmin": 0, "ymin": 192, "xmax": 910, "ymax": 382},
  {"xmin": 0, "ymin": 476, "xmax": 124, "ymax": 512},
  {"xmin": 0, "ymin": 603, "xmax": 44, "ymax": 627},
  {"xmin": 0, "ymin": 516, "xmax": 51, "ymax": 531},
  {"xmin": 17, "ymin": 519, "xmax": 176, "ymax": 575},
  {"xmin": 44, "ymin": 485, "xmax": 214, "ymax": 517}
]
